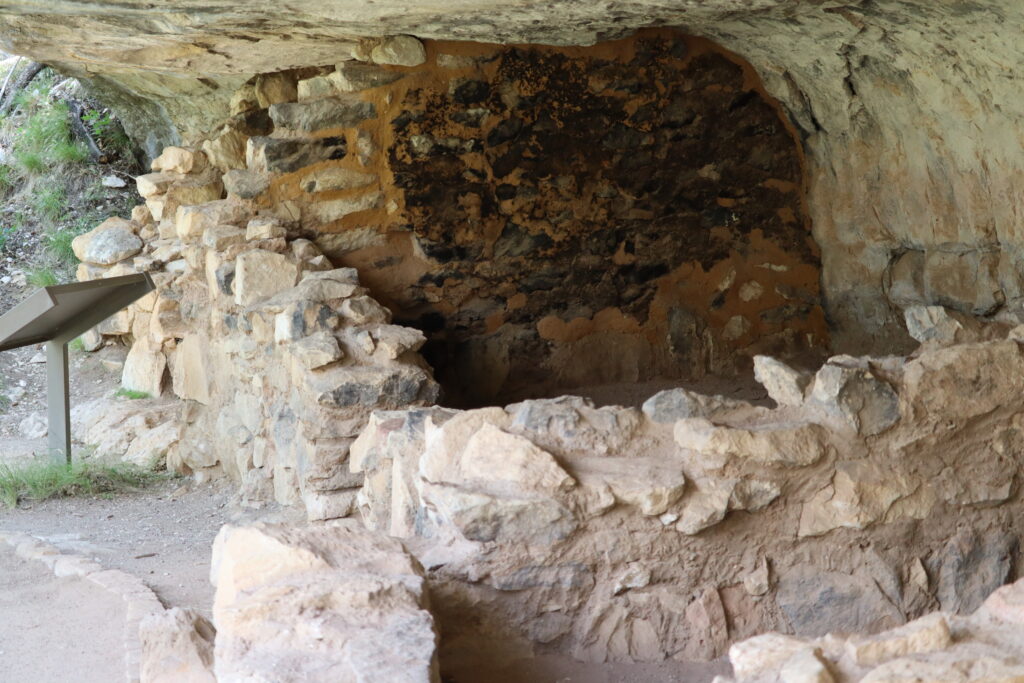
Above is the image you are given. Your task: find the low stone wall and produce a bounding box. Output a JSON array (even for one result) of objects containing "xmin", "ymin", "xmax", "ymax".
[
  {"xmin": 723, "ymin": 577, "xmax": 1024, "ymax": 682},
  {"xmin": 347, "ymin": 318, "xmax": 1024, "ymax": 666}
]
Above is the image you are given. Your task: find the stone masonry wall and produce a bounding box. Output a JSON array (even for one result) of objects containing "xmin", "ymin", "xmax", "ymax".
[
  {"xmin": 348, "ymin": 310, "xmax": 1024, "ymax": 671},
  {"xmin": 229, "ymin": 31, "xmax": 826, "ymax": 407}
]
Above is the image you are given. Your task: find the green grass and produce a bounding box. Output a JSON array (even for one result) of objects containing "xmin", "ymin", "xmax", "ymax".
[
  {"xmin": 68, "ymin": 337, "xmax": 85, "ymax": 352},
  {"xmin": 25, "ymin": 266, "xmax": 58, "ymax": 288},
  {"xmin": 114, "ymin": 388, "xmax": 150, "ymax": 400},
  {"xmin": 31, "ymin": 185, "xmax": 66, "ymax": 222},
  {"xmin": 44, "ymin": 224, "xmax": 84, "ymax": 264},
  {"xmin": 10, "ymin": 93, "xmax": 88, "ymax": 176},
  {"xmin": 0, "ymin": 460, "xmax": 168, "ymax": 508}
]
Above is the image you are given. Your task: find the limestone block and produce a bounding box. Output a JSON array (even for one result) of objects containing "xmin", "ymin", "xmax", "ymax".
[
  {"xmin": 332, "ymin": 62, "xmax": 404, "ymax": 91},
  {"xmin": 860, "ymin": 657, "xmax": 1024, "ymax": 683},
  {"xmin": 97, "ymin": 307, "xmax": 132, "ymax": 335},
  {"xmin": 901, "ymin": 340, "xmax": 1024, "ymax": 423},
  {"xmin": 201, "ymin": 225, "xmax": 246, "ymax": 250},
  {"xmin": 176, "ymin": 200, "xmax": 249, "ymax": 241},
  {"xmin": 290, "ymin": 238, "xmax": 322, "ymax": 262},
  {"xmin": 903, "ymin": 305, "xmax": 995, "ymax": 345},
  {"xmin": 305, "ymin": 190, "xmax": 382, "ymax": 224},
  {"xmin": 149, "ymin": 296, "xmax": 188, "ymax": 342},
  {"xmin": 798, "ymin": 460, "xmax": 927, "ymax": 536},
  {"xmin": 779, "ymin": 649, "xmax": 834, "ymax": 683},
  {"xmin": 245, "ymin": 216, "xmax": 286, "ymax": 240},
  {"xmin": 245, "ymin": 135, "xmax": 347, "ymax": 174},
  {"xmin": 72, "ymin": 217, "xmax": 143, "ymax": 265},
  {"xmin": 76, "ymin": 262, "xmax": 107, "ymax": 281},
  {"xmin": 296, "ymin": 73, "xmax": 339, "ymax": 101},
  {"xmin": 201, "ymin": 125, "xmax": 248, "ymax": 172},
  {"xmin": 288, "ymin": 331, "xmax": 344, "ymax": 369},
  {"xmin": 371, "ymin": 324, "xmax": 426, "ymax": 359},
  {"xmin": 123, "ymin": 420, "xmax": 181, "ymax": 469},
  {"xmin": 122, "ymin": 338, "xmax": 166, "ymax": 397},
  {"xmin": 268, "ymin": 95, "xmax": 376, "ymax": 133},
  {"xmin": 234, "ymin": 249, "xmax": 300, "ymax": 306},
  {"xmin": 340, "ymin": 295, "xmax": 391, "ymax": 324},
  {"xmin": 210, "ymin": 522, "xmax": 439, "ymax": 683},
  {"xmin": 569, "ymin": 456, "xmax": 685, "ymax": 516},
  {"xmin": 845, "ymin": 613, "xmax": 951, "ymax": 667},
  {"xmin": 370, "ymin": 35, "xmax": 427, "ymax": 66},
  {"xmin": 79, "ymin": 327, "xmax": 103, "ymax": 352},
  {"xmin": 136, "ymin": 171, "xmax": 180, "ymax": 198},
  {"xmin": 162, "ymin": 171, "xmax": 224, "ymax": 218},
  {"xmin": 300, "ymin": 166, "xmax": 377, "ymax": 193},
  {"xmin": 753, "ymin": 355, "xmax": 811, "ymax": 406},
  {"xmin": 132, "ymin": 204, "xmax": 153, "ymax": 225},
  {"xmin": 302, "ymin": 489, "xmax": 358, "ymax": 521},
  {"xmin": 139, "ymin": 607, "xmax": 216, "ymax": 683},
  {"xmin": 418, "ymin": 418, "xmax": 577, "ymax": 543},
  {"xmin": 675, "ymin": 479, "xmax": 731, "ymax": 534},
  {"xmin": 222, "ymin": 169, "xmax": 269, "ymax": 199},
  {"xmin": 170, "ymin": 334, "xmax": 211, "ymax": 404},
  {"xmin": 641, "ymin": 388, "xmax": 747, "ymax": 424},
  {"xmin": 674, "ymin": 418, "xmax": 833, "ymax": 469},
  {"xmin": 253, "ymin": 72, "xmax": 297, "ymax": 108},
  {"xmin": 147, "ymin": 196, "xmax": 167, "ymax": 222},
  {"xmin": 810, "ymin": 362, "xmax": 900, "ymax": 436},
  {"xmin": 151, "ymin": 146, "xmax": 207, "ymax": 175}
]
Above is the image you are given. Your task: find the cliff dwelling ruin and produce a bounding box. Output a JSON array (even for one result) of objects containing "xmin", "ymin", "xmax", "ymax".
[{"xmin": 1, "ymin": 2, "xmax": 1024, "ymax": 682}]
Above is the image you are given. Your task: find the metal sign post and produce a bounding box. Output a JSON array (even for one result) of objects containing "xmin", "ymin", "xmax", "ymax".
[{"xmin": 0, "ymin": 273, "xmax": 155, "ymax": 463}]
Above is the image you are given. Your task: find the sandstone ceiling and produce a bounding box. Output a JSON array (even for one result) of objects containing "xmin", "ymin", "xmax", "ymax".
[{"xmin": 0, "ymin": 1, "xmax": 1021, "ymax": 352}]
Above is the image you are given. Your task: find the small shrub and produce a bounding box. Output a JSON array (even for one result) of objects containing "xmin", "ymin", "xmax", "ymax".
[
  {"xmin": 68, "ymin": 337, "xmax": 85, "ymax": 352},
  {"xmin": 25, "ymin": 266, "xmax": 58, "ymax": 288},
  {"xmin": 114, "ymin": 388, "xmax": 150, "ymax": 400},
  {"xmin": 0, "ymin": 459, "xmax": 168, "ymax": 508}
]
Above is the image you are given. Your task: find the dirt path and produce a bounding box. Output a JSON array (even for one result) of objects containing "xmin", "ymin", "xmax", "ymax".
[
  {"xmin": 0, "ymin": 549, "xmax": 126, "ymax": 683},
  {"xmin": 0, "ymin": 479, "xmax": 304, "ymax": 617}
]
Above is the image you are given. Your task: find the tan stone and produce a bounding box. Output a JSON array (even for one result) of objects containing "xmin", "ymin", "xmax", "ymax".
[
  {"xmin": 122, "ymin": 338, "xmax": 166, "ymax": 397},
  {"xmin": 139, "ymin": 608, "xmax": 216, "ymax": 683},
  {"xmin": 210, "ymin": 522, "xmax": 438, "ymax": 683},
  {"xmin": 674, "ymin": 418, "xmax": 833, "ymax": 469},
  {"xmin": 370, "ymin": 35, "xmax": 426, "ymax": 66},
  {"xmin": 201, "ymin": 125, "xmax": 248, "ymax": 172},
  {"xmin": 234, "ymin": 249, "xmax": 300, "ymax": 306},
  {"xmin": 253, "ymin": 72, "xmax": 297, "ymax": 108},
  {"xmin": 151, "ymin": 146, "xmax": 207, "ymax": 175},
  {"xmin": 170, "ymin": 334, "xmax": 211, "ymax": 404},
  {"xmin": 136, "ymin": 171, "xmax": 180, "ymax": 198},
  {"xmin": 175, "ymin": 200, "xmax": 249, "ymax": 241},
  {"xmin": 846, "ymin": 613, "xmax": 952, "ymax": 668},
  {"xmin": 288, "ymin": 331, "xmax": 344, "ymax": 369}
]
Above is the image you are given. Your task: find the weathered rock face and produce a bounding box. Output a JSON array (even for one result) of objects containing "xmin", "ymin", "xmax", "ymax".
[
  {"xmin": 210, "ymin": 522, "xmax": 439, "ymax": 683},
  {"xmin": 1, "ymin": 2, "xmax": 1020, "ymax": 353},
  {"xmin": 724, "ymin": 577, "xmax": 1024, "ymax": 683}
]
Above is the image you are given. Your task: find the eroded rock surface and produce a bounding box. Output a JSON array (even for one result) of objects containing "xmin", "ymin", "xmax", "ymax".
[
  {"xmin": 723, "ymin": 577, "xmax": 1024, "ymax": 683},
  {"xmin": 211, "ymin": 522, "xmax": 439, "ymax": 683}
]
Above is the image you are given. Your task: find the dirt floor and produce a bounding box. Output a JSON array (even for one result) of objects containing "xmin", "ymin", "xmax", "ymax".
[
  {"xmin": 0, "ymin": 478, "xmax": 304, "ymax": 616},
  {"xmin": 0, "ymin": 548, "xmax": 126, "ymax": 683}
]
